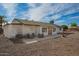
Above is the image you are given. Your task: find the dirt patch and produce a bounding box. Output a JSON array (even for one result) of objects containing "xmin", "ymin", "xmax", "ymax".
[{"xmin": 0, "ymin": 32, "xmax": 79, "ymax": 56}]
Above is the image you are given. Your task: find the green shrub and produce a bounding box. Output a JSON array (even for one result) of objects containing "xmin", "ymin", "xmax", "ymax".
[
  {"xmin": 61, "ymin": 25, "xmax": 68, "ymax": 31},
  {"xmin": 71, "ymin": 22, "xmax": 77, "ymax": 28}
]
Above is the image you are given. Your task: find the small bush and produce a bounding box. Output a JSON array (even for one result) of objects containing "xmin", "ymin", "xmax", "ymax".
[
  {"xmin": 32, "ymin": 33, "xmax": 35, "ymax": 37},
  {"xmin": 23, "ymin": 34, "xmax": 27, "ymax": 38},
  {"xmin": 30, "ymin": 33, "xmax": 35, "ymax": 39},
  {"xmin": 15, "ymin": 34, "xmax": 23, "ymax": 39},
  {"xmin": 26, "ymin": 34, "xmax": 30, "ymax": 39},
  {"xmin": 10, "ymin": 34, "xmax": 24, "ymax": 43},
  {"xmin": 24, "ymin": 33, "xmax": 35, "ymax": 39},
  {"xmin": 38, "ymin": 34, "xmax": 44, "ymax": 38},
  {"xmin": 23, "ymin": 34, "xmax": 30, "ymax": 39}
]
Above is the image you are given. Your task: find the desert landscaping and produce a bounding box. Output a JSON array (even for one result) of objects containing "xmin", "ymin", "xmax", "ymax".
[
  {"xmin": 0, "ymin": 30, "xmax": 79, "ymax": 56},
  {"xmin": 0, "ymin": 3, "xmax": 79, "ymax": 56}
]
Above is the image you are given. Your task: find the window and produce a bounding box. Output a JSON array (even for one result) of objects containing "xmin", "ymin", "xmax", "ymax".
[
  {"xmin": 42, "ymin": 28, "xmax": 47, "ymax": 32},
  {"xmin": 53, "ymin": 27, "xmax": 56, "ymax": 32},
  {"xmin": 59, "ymin": 27, "xmax": 61, "ymax": 30}
]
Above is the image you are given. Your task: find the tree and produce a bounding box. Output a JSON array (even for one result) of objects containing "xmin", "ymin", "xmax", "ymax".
[
  {"xmin": 0, "ymin": 16, "xmax": 5, "ymax": 23},
  {"xmin": 0, "ymin": 16, "xmax": 7, "ymax": 25},
  {"xmin": 71, "ymin": 22, "xmax": 77, "ymax": 28},
  {"xmin": 61, "ymin": 25, "xmax": 68, "ymax": 31},
  {"xmin": 61, "ymin": 25, "xmax": 68, "ymax": 37},
  {"xmin": 50, "ymin": 20, "xmax": 54, "ymax": 24},
  {"xmin": 0, "ymin": 16, "xmax": 5, "ymax": 35}
]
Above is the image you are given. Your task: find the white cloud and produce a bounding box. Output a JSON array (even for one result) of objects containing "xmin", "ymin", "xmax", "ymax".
[
  {"xmin": 62, "ymin": 6, "xmax": 79, "ymax": 16},
  {"xmin": 54, "ymin": 20, "xmax": 65, "ymax": 25},
  {"xmin": 1, "ymin": 3, "xmax": 78, "ymax": 24},
  {"xmin": 2, "ymin": 3, "xmax": 17, "ymax": 22},
  {"xmin": 21, "ymin": 3, "xmax": 74, "ymax": 22},
  {"xmin": 25, "ymin": 4, "xmax": 53, "ymax": 21},
  {"xmin": 27, "ymin": 3, "xmax": 41, "ymax": 8},
  {"xmin": 51, "ymin": 14, "xmax": 62, "ymax": 20},
  {"xmin": 21, "ymin": 4, "xmax": 58, "ymax": 21}
]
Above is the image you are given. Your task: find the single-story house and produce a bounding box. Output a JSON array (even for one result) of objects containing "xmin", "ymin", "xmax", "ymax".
[{"xmin": 3, "ymin": 19, "xmax": 63, "ymax": 38}]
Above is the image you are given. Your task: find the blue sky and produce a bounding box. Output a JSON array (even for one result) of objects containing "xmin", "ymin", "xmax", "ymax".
[{"xmin": 0, "ymin": 3, "xmax": 79, "ymax": 25}]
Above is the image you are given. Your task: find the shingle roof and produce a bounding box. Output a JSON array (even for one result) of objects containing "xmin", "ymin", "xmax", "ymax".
[
  {"xmin": 12, "ymin": 18, "xmax": 62, "ymax": 28},
  {"xmin": 12, "ymin": 19, "xmax": 53, "ymax": 26}
]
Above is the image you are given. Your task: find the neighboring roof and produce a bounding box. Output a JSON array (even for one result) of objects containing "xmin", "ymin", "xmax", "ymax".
[{"xmin": 11, "ymin": 18, "xmax": 62, "ymax": 28}]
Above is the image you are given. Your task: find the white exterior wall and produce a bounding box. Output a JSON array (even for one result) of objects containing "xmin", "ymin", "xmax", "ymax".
[
  {"xmin": 46, "ymin": 28, "xmax": 48, "ymax": 36},
  {"xmin": 52, "ymin": 27, "xmax": 63, "ymax": 35},
  {"xmin": 43, "ymin": 28, "xmax": 48, "ymax": 36},
  {"xmin": 39, "ymin": 27, "xmax": 42, "ymax": 34},
  {"xmin": 36, "ymin": 27, "xmax": 48, "ymax": 36},
  {"xmin": 56, "ymin": 27, "xmax": 63, "ymax": 33},
  {"xmin": 3, "ymin": 25, "xmax": 18, "ymax": 38},
  {"xmin": 22, "ymin": 25, "xmax": 41, "ymax": 35},
  {"xmin": 52, "ymin": 27, "xmax": 58, "ymax": 35},
  {"xmin": 3, "ymin": 25, "xmax": 41, "ymax": 38},
  {"xmin": 3, "ymin": 24, "xmax": 62, "ymax": 38},
  {"xmin": 41, "ymin": 27, "xmax": 48, "ymax": 36},
  {"xmin": 22, "ymin": 25, "xmax": 34, "ymax": 35},
  {"xmin": 35, "ymin": 27, "xmax": 41, "ymax": 35}
]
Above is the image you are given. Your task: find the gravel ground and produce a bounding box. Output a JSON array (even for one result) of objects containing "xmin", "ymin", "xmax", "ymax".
[{"xmin": 0, "ymin": 32, "xmax": 79, "ymax": 56}]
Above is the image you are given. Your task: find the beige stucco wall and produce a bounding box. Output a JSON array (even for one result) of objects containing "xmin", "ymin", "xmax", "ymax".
[
  {"xmin": 3, "ymin": 25, "xmax": 18, "ymax": 38},
  {"xmin": 22, "ymin": 25, "xmax": 41, "ymax": 35},
  {"xmin": 3, "ymin": 24, "xmax": 41, "ymax": 38},
  {"xmin": 52, "ymin": 26, "xmax": 63, "ymax": 35},
  {"xmin": 3, "ymin": 24, "xmax": 62, "ymax": 38}
]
